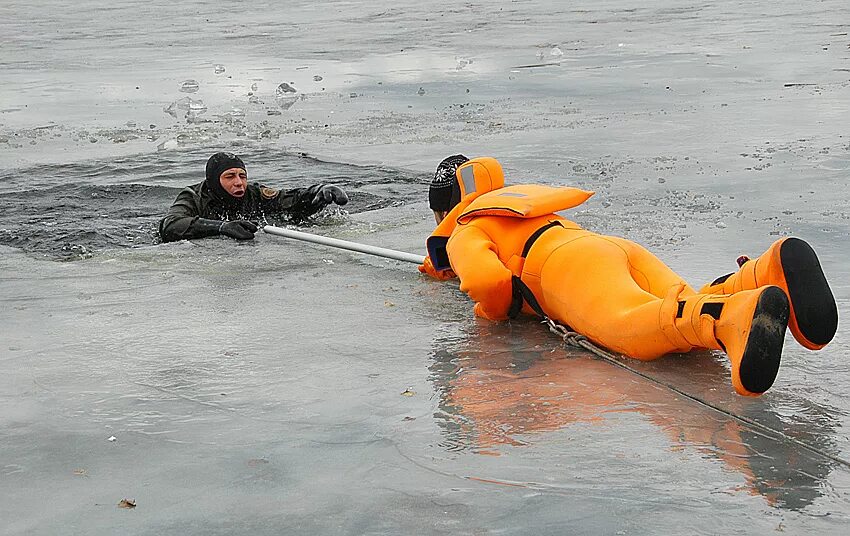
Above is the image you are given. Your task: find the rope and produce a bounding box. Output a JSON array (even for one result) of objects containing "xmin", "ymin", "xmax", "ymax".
[{"xmin": 543, "ymin": 317, "xmax": 850, "ymax": 471}]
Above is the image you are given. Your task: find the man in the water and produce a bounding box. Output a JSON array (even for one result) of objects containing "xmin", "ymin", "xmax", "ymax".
[
  {"xmin": 420, "ymin": 155, "xmax": 837, "ymax": 396},
  {"xmin": 159, "ymin": 152, "xmax": 348, "ymax": 242}
]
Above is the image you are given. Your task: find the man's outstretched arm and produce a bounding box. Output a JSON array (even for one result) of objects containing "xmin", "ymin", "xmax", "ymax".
[{"xmin": 265, "ymin": 184, "xmax": 348, "ymax": 222}]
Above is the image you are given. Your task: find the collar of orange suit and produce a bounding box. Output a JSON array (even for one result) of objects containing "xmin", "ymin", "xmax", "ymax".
[{"xmin": 426, "ymin": 157, "xmax": 507, "ymax": 271}]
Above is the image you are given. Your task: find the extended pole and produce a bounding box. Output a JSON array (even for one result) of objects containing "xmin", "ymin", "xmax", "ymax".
[{"xmin": 263, "ymin": 225, "xmax": 425, "ymax": 265}]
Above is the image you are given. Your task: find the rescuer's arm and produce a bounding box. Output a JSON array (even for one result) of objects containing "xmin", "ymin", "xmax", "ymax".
[{"xmin": 446, "ymin": 225, "xmax": 514, "ymax": 320}]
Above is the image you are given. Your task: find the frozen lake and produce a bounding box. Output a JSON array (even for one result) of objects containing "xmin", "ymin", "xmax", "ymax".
[{"xmin": 2, "ymin": 1, "xmax": 849, "ymax": 533}]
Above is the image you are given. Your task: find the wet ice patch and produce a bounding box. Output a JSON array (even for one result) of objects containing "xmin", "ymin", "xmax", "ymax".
[{"xmin": 455, "ymin": 57, "xmax": 473, "ymax": 70}]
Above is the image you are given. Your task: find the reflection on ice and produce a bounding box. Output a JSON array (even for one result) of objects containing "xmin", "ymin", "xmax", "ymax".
[{"xmin": 429, "ymin": 320, "xmax": 845, "ymax": 512}]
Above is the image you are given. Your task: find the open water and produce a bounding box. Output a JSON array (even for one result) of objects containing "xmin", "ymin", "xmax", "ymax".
[{"xmin": 1, "ymin": 1, "xmax": 849, "ymax": 534}]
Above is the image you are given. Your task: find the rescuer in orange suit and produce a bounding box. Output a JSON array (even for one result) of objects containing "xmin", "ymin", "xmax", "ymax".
[{"xmin": 419, "ymin": 155, "xmax": 838, "ymax": 397}]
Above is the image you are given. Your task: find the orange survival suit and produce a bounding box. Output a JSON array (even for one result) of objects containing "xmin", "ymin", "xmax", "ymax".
[{"xmin": 420, "ymin": 157, "xmax": 811, "ymax": 397}]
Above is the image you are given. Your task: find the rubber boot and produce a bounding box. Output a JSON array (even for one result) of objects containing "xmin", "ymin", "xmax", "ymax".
[
  {"xmin": 700, "ymin": 237, "xmax": 837, "ymax": 350},
  {"xmin": 661, "ymin": 285, "xmax": 790, "ymax": 396}
]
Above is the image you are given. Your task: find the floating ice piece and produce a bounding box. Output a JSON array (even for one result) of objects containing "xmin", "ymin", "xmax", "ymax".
[
  {"xmin": 251, "ymin": 83, "xmax": 258, "ymax": 92},
  {"xmin": 456, "ymin": 57, "xmax": 472, "ymax": 70},
  {"xmin": 275, "ymin": 82, "xmax": 297, "ymax": 96},
  {"xmin": 276, "ymin": 96, "xmax": 297, "ymax": 111},
  {"xmin": 188, "ymin": 99, "xmax": 207, "ymax": 115},
  {"xmin": 417, "ymin": 87, "xmax": 426, "ymax": 96},
  {"xmin": 107, "ymin": 436, "xmax": 117, "ymax": 442},
  {"xmin": 164, "ymin": 97, "xmax": 204, "ymax": 118},
  {"xmin": 179, "ymin": 79, "xmax": 200, "ymax": 93},
  {"xmin": 157, "ymin": 139, "xmax": 179, "ymax": 151},
  {"xmin": 214, "ymin": 64, "xmax": 225, "ymax": 74},
  {"xmin": 313, "ymin": 75, "xmax": 323, "ymax": 82},
  {"xmin": 275, "ymin": 83, "xmax": 298, "ymax": 110},
  {"xmin": 550, "ymin": 46, "xmax": 564, "ymax": 57}
]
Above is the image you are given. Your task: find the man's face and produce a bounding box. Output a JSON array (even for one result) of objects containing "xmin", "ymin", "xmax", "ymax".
[{"xmin": 219, "ymin": 167, "xmax": 248, "ymax": 197}]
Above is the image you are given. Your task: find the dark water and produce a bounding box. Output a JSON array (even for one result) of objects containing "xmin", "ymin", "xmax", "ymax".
[{"xmin": 0, "ymin": 147, "xmax": 424, "ymax": 259}]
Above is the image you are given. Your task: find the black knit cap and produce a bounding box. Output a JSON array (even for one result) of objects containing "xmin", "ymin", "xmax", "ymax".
[
  {"xmin": 429, "ymin": 154, "xmax": 469, "ymax": 212},
  {"xmin": 205, "ymin": 152, "xmax": 246, "ymax": 200}
]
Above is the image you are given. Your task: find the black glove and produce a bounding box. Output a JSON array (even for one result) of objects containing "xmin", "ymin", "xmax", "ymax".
[
  {"xmin": 219, "ymin": 220, "xmax": 258, "ymax": 240},
  {"xmin": 311, "ymin": 185, "xmax": 349, "ymax": 208}
]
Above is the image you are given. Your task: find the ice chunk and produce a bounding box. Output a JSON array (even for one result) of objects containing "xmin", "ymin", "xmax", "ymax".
[
  {"xmin": 214, "ymin": 64, "xmax": 225, "ymax": 74},
  {"xmin": 275, "ymin": 83, "xmax": 298, "ymax": 110},
  {"xmin": 275, "ymin": 82, "xmax": 297, "ymax": 96},
  {"xmin": 179, "ymin": 80, "xmax": 200, "ymax": 93},
  {"xmin": 164, "ymin": 97, "xmax": 206, "ymax": 119},
  {"xmin": 188, "ymin": 100, "xmax": 207, "ymax": 114}
]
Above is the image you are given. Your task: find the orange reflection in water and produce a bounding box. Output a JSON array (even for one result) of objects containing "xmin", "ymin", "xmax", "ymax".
[{"xmin": 430, "ymin": 321, "xmax": 841, "ymax": 511}]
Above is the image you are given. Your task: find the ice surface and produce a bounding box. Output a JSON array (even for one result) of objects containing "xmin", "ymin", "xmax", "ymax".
[{"xmin": 2, "ymin": 0, "xmax": 850, "ymax": 533}]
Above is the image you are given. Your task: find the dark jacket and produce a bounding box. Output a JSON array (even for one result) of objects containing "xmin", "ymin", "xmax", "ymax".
[{"xmin": 159, "ymin": 181, "xmax": 324, "ymax": 242}]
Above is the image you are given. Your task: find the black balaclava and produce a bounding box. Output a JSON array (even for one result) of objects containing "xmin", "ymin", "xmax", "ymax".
[
  {"xmin": 205, "ymin": 152, "xmax": 246, "ymax": 201},
  {"xmin": 429, "ymin": 154, "xmax": 469, "ymax": 212}
]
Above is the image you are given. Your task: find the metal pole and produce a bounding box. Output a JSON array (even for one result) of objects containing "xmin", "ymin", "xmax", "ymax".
[{"xmin": 263, "ymin": 225, "xmax": 425, "ymax": 265}]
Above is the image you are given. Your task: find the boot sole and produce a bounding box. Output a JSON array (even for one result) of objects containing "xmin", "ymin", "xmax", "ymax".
[
  {"xmin": 779, "ymin": 238, "xmax": 838, "ymax": 348},
  {"xmin": 738, "ymin": 286, "xmax": 789, "ymax": 394}
]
